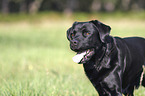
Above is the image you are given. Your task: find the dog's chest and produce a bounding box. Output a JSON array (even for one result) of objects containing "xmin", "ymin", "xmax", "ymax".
[
  {"xmin": 83, "ymin": 62, "xmax": 97, "ymax": 78},
  {"xmin": 83, "ymin": 62, "xmax": 100, "ymax": 85},
  {"xmin": 83, "ymin": 56, "xmax": 116, "ymax": 86}
]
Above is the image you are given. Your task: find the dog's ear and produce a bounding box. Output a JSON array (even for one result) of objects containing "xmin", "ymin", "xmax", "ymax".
[
  {"xmin": 90, "ymin": 20, "xmax": 111, "ymax": 43},
  {"xmin": 67, "ymin": 27, "xmax": 72, "ymax": 40}
]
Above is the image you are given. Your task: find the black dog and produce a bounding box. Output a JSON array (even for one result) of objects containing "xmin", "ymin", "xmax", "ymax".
[{"xmin": 67, "ymin": 20, "xmax": 145, "ymax": 96}]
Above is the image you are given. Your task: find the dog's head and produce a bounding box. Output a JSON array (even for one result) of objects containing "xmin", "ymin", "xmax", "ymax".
[{"xmin": 67, "ymin": 20, "xmax": 111, "ymax": 64}]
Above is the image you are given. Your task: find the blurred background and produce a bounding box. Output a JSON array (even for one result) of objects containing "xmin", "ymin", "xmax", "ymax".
[
  {"xmin": 0, "ymin": 0, "xmax": 145, "ymax": 14},
  {"xmin": 0, "ymin": 0, "xmax": 145, "ymax": 96}
]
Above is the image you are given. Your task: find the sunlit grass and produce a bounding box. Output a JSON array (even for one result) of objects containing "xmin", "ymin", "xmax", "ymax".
[{"xmin": 0, "ymin": 18, "xmax": 145, "ymax": 95}]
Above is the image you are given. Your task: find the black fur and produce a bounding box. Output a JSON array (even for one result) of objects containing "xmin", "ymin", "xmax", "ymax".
[{"xmin": 67, "ymin": 20, "xmax": 145, "ymax": 96}]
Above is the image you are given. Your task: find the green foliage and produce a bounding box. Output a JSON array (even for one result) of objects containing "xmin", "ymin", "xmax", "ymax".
[
  {"xmin": 0, "ymin": 17, "xmax": 145, "ymax": 95},
  {"xmin": 0, "ymin": 11, "xmax": 145, "ymax": 22},
  {"xmin": 1, "ymin": 0, "xmax": 145, "ymax": 13}
]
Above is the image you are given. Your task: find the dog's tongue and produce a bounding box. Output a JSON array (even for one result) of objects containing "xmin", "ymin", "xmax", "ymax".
[{"xmin": 72, "ymin": 51, "xmax": 87, "ymax": 63}]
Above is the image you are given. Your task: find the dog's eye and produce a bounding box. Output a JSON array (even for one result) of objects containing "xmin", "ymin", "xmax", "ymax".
[
  {"xmin": 83, "ymin": 32, "xmax": 90, "ymax": 37},
  {"xmin": 71, "ymin": 33, "xmax": 74, "ymax": 36},
  {"xmin": 71, "ymin": 33, "xmax": 75, "ymax": 38},
  {"xmin": 86, "ymin": 32, "xmax": 90, "ymax": 35}
]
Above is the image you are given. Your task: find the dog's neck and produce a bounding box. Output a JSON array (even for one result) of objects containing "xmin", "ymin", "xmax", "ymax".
[
  {"xmin": 94, "ymin": 43, "xmax": 114, "ymax": 71},
  {"xmin": 83, "ymin": 41, "xmax": 117, "ymax": 71},
  {"xmin": 83, "ymin": 42, "xmax": 118, "ymax": 85}
]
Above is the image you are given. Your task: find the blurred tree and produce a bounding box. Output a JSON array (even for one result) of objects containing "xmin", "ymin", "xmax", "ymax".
[
  {"xmin": 40, "ymin": 0, "xmax": 65, "ymax": 12},
  {"xmin": 91, "ymin": 0, "xmax": 102, "ymax": 12},
  {"xmin": 64, "ymin": 0, "xmax": 78, "ymax": 14},
  {"xmin": 2, "ymin": 0, "xmax": 9, "ymax": 14},
  {"xmin": 20, "ymin": 0, "xmax": 27, "ymax": 13},
  {"xmin": 28, "ymin": 0, "xmax": 43, "ymax": 14},
  {"xmin": 78, "ymin": 0, "xmax": 93, "ymax": 12},
  {"xmin": 121, "ymin": 0, "xmax": 132, "ymax": 11},
  {"xmin": 132, "ymin": 0, "xmax": 145, "ymax": 11},
  {"xmin": 9, "ymin": 0, "xmax": 20, "ymax": 13},
  {"xmin": 103, "ymin": 0, "xmax": 115, "ymax": 12},
  {"xmin": 0, "ymin": 0, "xmax": 145, "ymax": 14}
]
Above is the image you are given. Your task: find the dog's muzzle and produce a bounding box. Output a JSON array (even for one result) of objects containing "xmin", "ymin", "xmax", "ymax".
[{"xmin": 72, "ymin": 48, "xmax": 95, "ymax": 64}]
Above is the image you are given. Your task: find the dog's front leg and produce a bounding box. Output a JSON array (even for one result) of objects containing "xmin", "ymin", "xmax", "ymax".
[
  {"xmin": 95, "ymin": 71, "xmax": 123, "ymax": 96},
  {"xmin": 95, "ymin": 83, "xmax": 122, "ymax": 96}
]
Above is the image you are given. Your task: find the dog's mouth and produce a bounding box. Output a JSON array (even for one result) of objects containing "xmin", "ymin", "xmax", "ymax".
[{"xmin": 72, "ymin": 48, "xmax": 95, "ymax": 64}]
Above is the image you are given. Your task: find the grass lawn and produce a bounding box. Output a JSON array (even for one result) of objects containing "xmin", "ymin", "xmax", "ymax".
[{"xmin": 0, "ymin": 16, "xmax": 145, "ymax": 95}]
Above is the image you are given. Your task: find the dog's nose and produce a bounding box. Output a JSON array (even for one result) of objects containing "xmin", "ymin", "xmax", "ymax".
[{"xmin": 72, "ymin": 40, "xmax": 78, "ymax": 45}]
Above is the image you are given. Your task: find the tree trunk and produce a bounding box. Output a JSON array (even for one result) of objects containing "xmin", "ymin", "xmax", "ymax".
[
  {"xmin": 2, "ymin": 0, "xmax": 9, "ymax": 14},
  {"xmin": 64, "ymin": 0, "xmax": 78, "ymax": 14},
  {"xmin": 20, "ymin": 0, "xmax": 27, "ymax": 13},
  {"xmin": 104, "ymin": 2, "xmax": 115, "ymax": 12},
  {"xmin": 138, "ymin": 0, "xmax": 145, "ymax": 10},
  {"xmin": 91, "ymin": 0, "xmax": 102, "ymax": 12},
  {"xmin": 28, "ymin": 0, "xmax": 43, "ymax": 14},
  {"xmin": 121, "ymin": 0, "xmax": 131, "ymax": 11}
]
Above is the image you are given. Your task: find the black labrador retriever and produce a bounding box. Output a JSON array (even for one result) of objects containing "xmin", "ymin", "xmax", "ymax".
[{"xmin": 67, "ymin": 20, "xmax": 145, "ymax": 96}]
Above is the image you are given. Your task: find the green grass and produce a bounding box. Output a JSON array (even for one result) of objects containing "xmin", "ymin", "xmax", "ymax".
[{"xmin": 0, "ymin": 18, "xmax": 145, "ymax": 96}]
